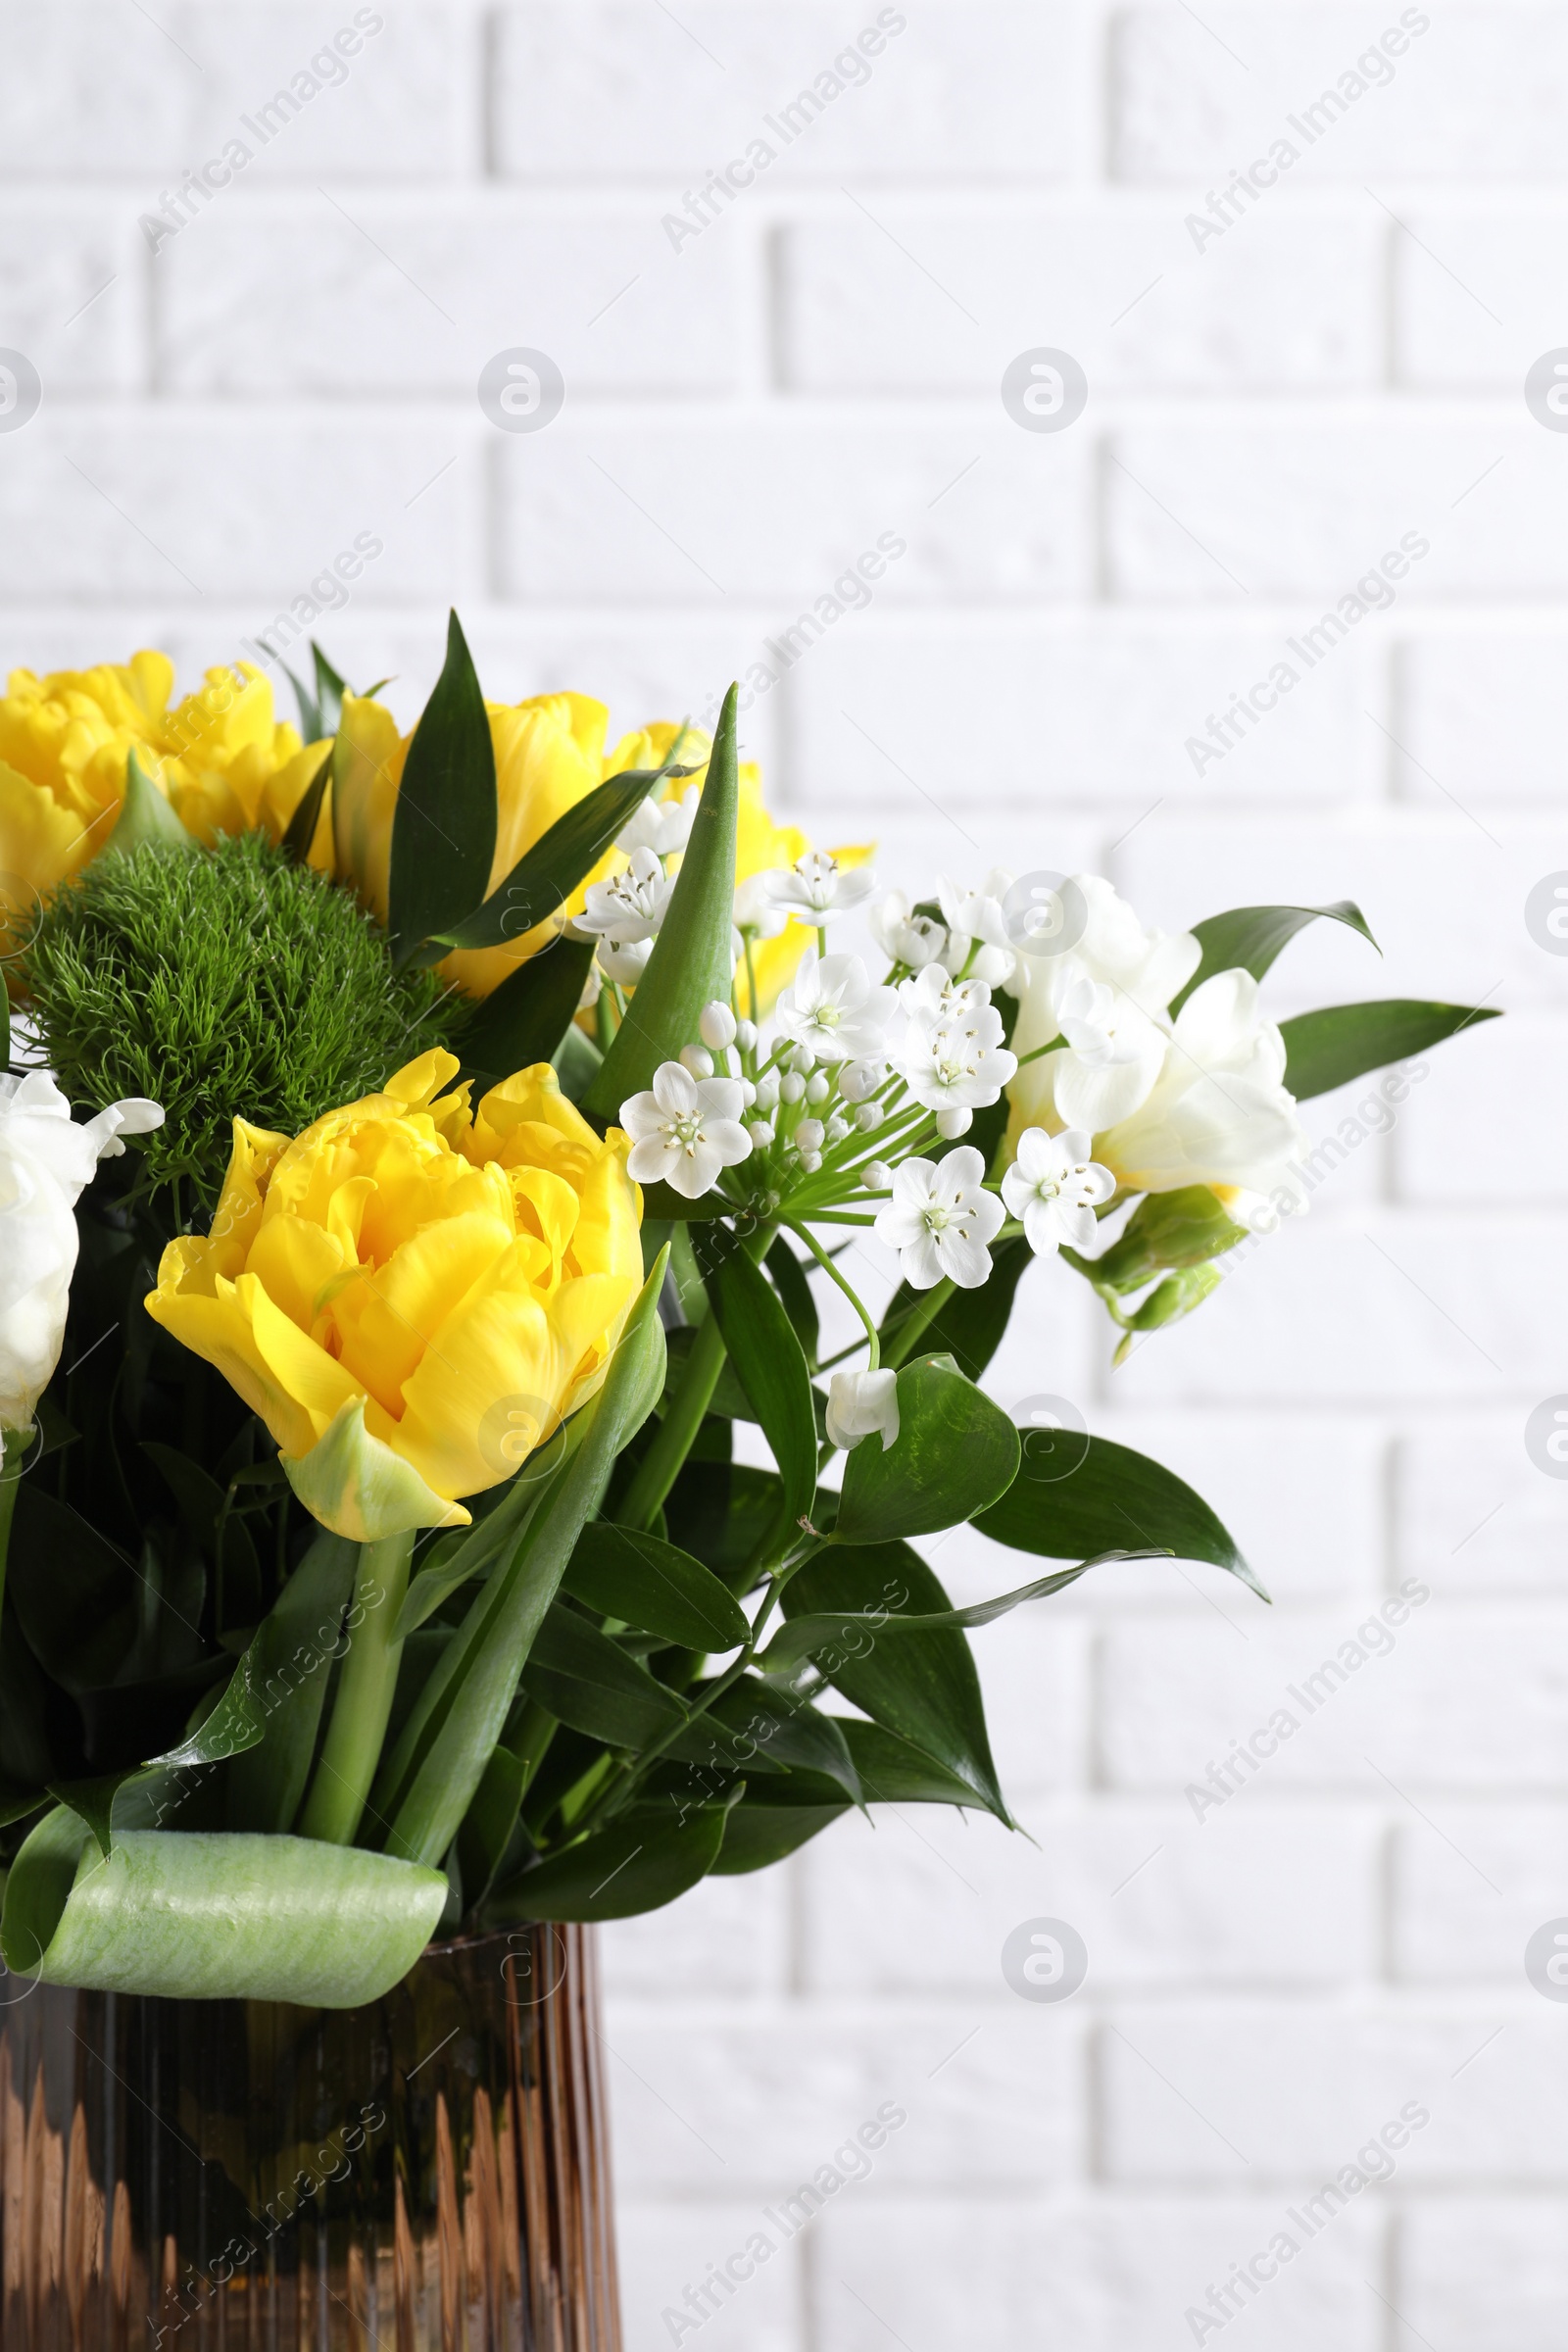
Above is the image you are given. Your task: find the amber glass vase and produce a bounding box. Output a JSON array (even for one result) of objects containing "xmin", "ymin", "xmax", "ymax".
[{"xmin": 0, "ymin": 1924, "xmax": 620, "ymax": 2352}]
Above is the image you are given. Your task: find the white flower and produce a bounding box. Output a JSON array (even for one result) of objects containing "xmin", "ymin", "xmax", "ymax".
[
  {"xmin": 0, "ymin": 1073, "xmax": 163, "ymax": 1434},
  {"xmin": 699, "ymin": 1001, "xmax": 737, "ymax": 1051},
  {"xmin": 903, "ymin": 1003, "xmax": 1018, "ymax": 1115},
  {"xmin": 826, "ymin": 1369, "xmax": 901, "ymax": 1453},
  {"xmin": 897, "ymin": 962, "xmax": 992, "ymax": 1028},
  {"xmin": 733, "ymin": 873, "xmax": 787, "ymax": 939},
  {"xmin": 1094, "ymin": 970, "xmax": 1309, "ymax": 1205},
  {"xmin": 596, "ymin": 937, "xmax": 653, "ymax": 986},
  {"xmin": 620, "ymin": 1063, "xmax": 753, "ymax": 1200},
  {"xmin": 837, "ymin": 1058, "xmax": 886, "ymax": 1104},
  {"xmin": 1007, "ymin": 875, "xmax": 1199, "ymax": 1131},
  {"xmin": 937, "ymin": 870, "xmax": 1017, "ymax": 988},
  {"xmin": 870, "ymin": 890, "xmax": 946, "ymax": 970},
  {"xmin": 1023, "ymin": 959, "xmax": 1172, "ymax": 1136},
  {"xmin": 1001, "ymin": 1128, "xmax": 1116, "ymax": 1257},
  {"xmin": 579, "ymin": 847, "xmax": 673, "ymax": 945},
  {"xmin": 615, "ymin": 785, "xmax": 700, "ymax": 859},
  {"xmin": 763, "ymin": 852, "xmax": 877, "ymax": 921},
  {"xmin": 874, "ymin": 1147, "xmax": 1005, "ymax": 1291},
  {"xmin": 794, "ymin": 1117, "xmax": 825, "ymax": 1153},
  {"xmin": 859, "ymin": 1159, "xmax": 893, "ymax": 1193},
  {"xmin": 775, "ymin": 952, "xmax": 896, "ymax": 1066}
]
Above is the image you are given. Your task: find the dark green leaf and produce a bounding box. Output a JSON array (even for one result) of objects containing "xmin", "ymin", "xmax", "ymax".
[
  {"xmin": 458, "ymin": 937, "xmax": 596, "ymax": 1085},
  {"xmin": 282, "ymin": 659, "xmax": 319, "ymax": 741},
  {"xmin": 1170, "ymin": 900, "xmax": 1378, "ymax": 1013},
  {"xmin": 842, "ymin": 1720, "xmax": 998, "ymax": 1808},
  {"xmin": 388, "ymin": 610, "xmax": 497, "ymax": 966},
  {"xmin": 975, "ymin": 1433, "xmax": 1264, "ymax": 1597},
  {"xmin": 564, "ymin": 1524, "xmax": 751, "ymax": 1652},
  {"xmin": 880, "ymin": 1234, "xmax": 1032, "ymax": 1380},
  {"xmin": 696, "ymin": 1679, "xmax": 861, "ymax": 1800},
  {"xmin": 226, "ymin": 1530, "xmax": 360, "ymax": 1833},
  {"xmin": 583, "ymin": 684, "xmax": 740, "ymax": 1122},
  {"xmin": 767, "ymin": 1239, "xmax": 819, "ymax": 1371},
  {"xmin": 312, "ymin": 641, "xmax": 350, "ymax": 738},
  {"xmin": 521, "ymin": 1600, "xmax": 689, "ymax": 1750},
  {"xmin": 279, "ymin": 744, "xmax": 333, "ymax": 866},
  {"xmin": 782, "ymin": 1543, "xmax": 1007, "ymax": 1821},
  {"xmin": 698, "ymin": 1226, "xmax": 816, "ymax": 1530},
  {"xmin": 1280, "ymin": 999, "xmax": 1501, "ymax": 1102},
  {"xmin": 760, "ymin": 1546, "xmax": 1154, "ymax": 1675},
  {"xmin": 836, "ymin": 1354, "xmax": 1019, "ymax": 1543},
  {"xmin": 482, "ymin": 1807, "xmax": 727, "ymax": 1921},
  {"xmin": 711, "ymin": 1793, "xmax": 848, "ymax": 1875},
  {"xmin": 434, "ymin": 763, "xmax": 695, "ymax": 953},
  {"xmin": 665, "ymin": 1462, "xmax": 785, "ymax": 1580},
  {"xmin": 8, "ymin": 1488, "xmax": 135, "ymax": 1692}
]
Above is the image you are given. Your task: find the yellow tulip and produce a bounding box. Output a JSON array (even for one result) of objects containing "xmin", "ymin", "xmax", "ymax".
[
  {"xmin": 144, "ymin": 1050, "xmax": 643, "ymax": 1542},
  {"xmin": 0, "ymin": 654, "xmax": 327, "ymax": 951}
]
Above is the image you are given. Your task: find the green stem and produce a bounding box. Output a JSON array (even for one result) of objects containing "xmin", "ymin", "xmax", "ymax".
[
  {"xmin": 619, "ymin": 1310, "xmax": 728, "ymax": 1532},
  {"xmin": 0, "ymin": 1424, "xmax": 24, "ymax": 1624},
  {"xmin": 881, "ymin": 1279, "xmax": 953, "ymax": 1371},
  {"xmin": 299, "ymin": 1528, "xmax": 416, "ymax": 1847},
  {"xmin": 788, "ymin": 1222, "xmax": 878, "ymax": 1370}
]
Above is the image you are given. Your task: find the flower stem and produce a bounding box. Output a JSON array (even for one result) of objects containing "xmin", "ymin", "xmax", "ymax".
[
  {"xmin": 881, "ymin": 1278, "xmax": 953, "ymax": 1370},
  {"xmin": 619, "ymin": 1309, "xmax": 728, "ymax": 1531},
  {"xmin": 788, "ymin": 1222, "xmax": 878, "ymax": 1369},
  {"xmin": 299, "ymin": 1527, "xmax": 416, "ymax": 1847},
  {"xmin": 0, "ymin": 1424, "xmax": 24, "ymax": 1625}
]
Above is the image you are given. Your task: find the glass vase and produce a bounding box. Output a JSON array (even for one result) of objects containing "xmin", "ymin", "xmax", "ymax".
[{"xmin": 0, "ymin": 1923, "xmax": 620, "ymax": 2352}]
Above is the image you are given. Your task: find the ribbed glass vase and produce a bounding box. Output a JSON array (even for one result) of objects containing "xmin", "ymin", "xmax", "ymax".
[{"xmin": 0, "ymin": 1924, "xmax": 620, "ymax": 2352}]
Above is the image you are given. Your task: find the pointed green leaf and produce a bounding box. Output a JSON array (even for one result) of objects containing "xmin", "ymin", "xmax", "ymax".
[
  {"xmin": 667, "ymin": 1679, "xmax": 861, "ymax": 1800},
  {"xmin": 482, "ymin": 1806, "xmax": 727, "ymax": 1922},
  {"xmin": 1170, "ymin": 900, "xmax": 1378, "ymax": 1013},
  {"xmin": 433, "ymin": 761, "xmax": 696, "ymax": 954},
  {"xmin": 583, "ymin": 684, "xmax": 740, "ymax": 1122},
  {"xmin": 711, "ymin": 1793, "xmax": 849, "ymax": 1874},
  {"xmin": 103, "ymin": 747, "xmax": 194, "ymax": 858},
  {"xmin": 280, "ymin": 743, "xmax": 334, "ymax": 866},
  {"xmin": 698, "ymin": 1224, "xmax": 816, "ymax": 1531},
  {"xmin": 312, "ymin": 641, "xmax": 350, "ymax": 738},
  {"xmin": 521, "ymin": 1600, "xmax": 689, "ymax": 1750},
  {"xmin": 974, "ymin": 1433, "xmax": 1264, "ymax": 1597},
  {"xmin": 458, "ymin": 938, "xmax": 596, "ymax": 1084},
  {"xmin": 282, "ymin": 660, "xmax": 319, "ymax": 741},
  {"xmin": 564, "ymin": 1523, "xmax": 750, "ymax": 1651},
  {"xmin": 842, "ymin": 1720, "xmax": 1000, "ymax": 1808},
  {"xmin": 781, "ymin": 1542, "xmax": 1008, "ymax": 1820},
  {"xmin": 836, "ymin": 1354, "xmax": 1019, "ymax": 1543},
  {"xmin": 1279, "ymin": 999, "xmax": 1501, "ymax": 1102},
  {"xmin": 388, "ymin": 610, "xmax": 497, "ymax": 966}
]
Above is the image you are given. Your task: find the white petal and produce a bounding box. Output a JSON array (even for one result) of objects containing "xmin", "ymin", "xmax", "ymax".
[
  {"xmin": 936, "ymin": 1230, "xmax": 992, "ymax": 1289},
  {"xmin": 651, "ymin": 1061, "xmax": 700, "ymax": 1116},
  {"xmin": 901, "ymin": 1231, "xmax": 947, "ymax": 1290},
  {"xmin": 1021, "ymin": 1199, "xmax": 1062, "ymax": 1257}
]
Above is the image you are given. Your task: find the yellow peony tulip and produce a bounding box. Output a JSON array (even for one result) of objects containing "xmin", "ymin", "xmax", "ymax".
[
  {"xmin": 144, "ymin": 1049, "xmax": 643, "ymax": 1543},
  {"xmin": 0, "ymin": 654, "xmax": 327, "ymax": 949}
]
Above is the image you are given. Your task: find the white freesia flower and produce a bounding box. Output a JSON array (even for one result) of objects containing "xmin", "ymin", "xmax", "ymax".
[
  {"xmin": 764, "ymin": 851, "xmax": 877, "ymax": 921},
  {"xmin": 733, "ymin": 873, "xmax": 787, "ymax": 940},
  {"xmin": 937, "ymin": 870, "xmax": 1017, "ymax": 988},
  {"xmin": 775, "ymin": 952, "xmax": 896, "ymax": 1065},
  {"xmin": 873, "ymin": 1146, "xmax": 1005, "ymax": 1291},
  {"xmin": 1001, "ymin": 1127, "xmax": 1116, "ymax": 1257},
  {"xmin": 897, "ymin": 962, "xmax": 992, "ymax": 1028},
  {"xmin": 1008, "ymin": 874, "xmax": 1200, "ymax": 1133},
  {"xmin": 870, "ymin": 890, "xmax": 946, "ymax": 971},
  {"xmin": 1093, "ymin": 970, "xmax": 1309, "ymax": 1205},
  {"xmin": 825, "ymin": 1368, "xmax": 901, "ymax": 1452},
  {"xmin": 578, "ymin": 847, "xmax": 673, "ymax": 945},
  {"xmin": 903, "ymin": 1003, "xmax": 1018, "ymax": 1116},
  {"xmin": 615, "ymin": 785, "xmax": 700, "ymax": 859},
  {"xmin": 620, "ymin": 1063, "xmax": 753, "ymax": 1200},
  {"xmin": 0, "ymin": 1073, "xmax": 164, "ymax": 1434}
]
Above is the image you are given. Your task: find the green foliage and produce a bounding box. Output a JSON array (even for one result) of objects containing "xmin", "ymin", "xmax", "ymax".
[
  {"xmin": 22, "ymin": 833, "xmax": 458, "ymax": 1217},
  {"xmin": 1279, "ymin": 998, "xmax": 1501, "ymax": 1100},
  {"xmin": 1171, "ymin": 898, "xmax": 1377, "ymax": 1012}
]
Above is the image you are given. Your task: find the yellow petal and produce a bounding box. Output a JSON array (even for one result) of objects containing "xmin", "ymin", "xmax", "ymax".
[
  {"xmin": 240, "ymin": 1273, "xmax": 363, "ymax": 1442},
  {"xmin": 331, "ymin": 693, "xmax": 405, "ymax": 922}
]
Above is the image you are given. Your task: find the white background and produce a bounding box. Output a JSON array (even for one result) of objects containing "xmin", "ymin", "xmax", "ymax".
[{"xmin": 8, "ymin": 5, "xmax": 1568, "ymax": 2345}]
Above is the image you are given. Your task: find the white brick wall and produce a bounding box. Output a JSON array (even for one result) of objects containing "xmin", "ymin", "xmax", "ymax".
[{"xmin": 6, "ymin": 5, "xmax": 1567, "ymax": 2344}]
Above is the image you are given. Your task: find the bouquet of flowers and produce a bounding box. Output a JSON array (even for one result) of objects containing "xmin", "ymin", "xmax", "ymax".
[{"xmin": 0, "ymin": 620, "xmax": 1496, "ymax": 2008}]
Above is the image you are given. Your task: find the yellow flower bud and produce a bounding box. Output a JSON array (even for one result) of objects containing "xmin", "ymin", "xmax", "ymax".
[{"xmin": 144, "ymin": 1051, "xmax": 643, "ymax": 1541}]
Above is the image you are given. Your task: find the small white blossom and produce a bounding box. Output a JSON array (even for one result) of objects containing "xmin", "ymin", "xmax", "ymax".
[
  {"xmin": 874, "ymin": 1147, "xmax": 1005, "ymax": 1291},
  {"xmin": 576, "ymin": 961, "xmax": 604, "ymax": 1013},
  {"xmin": 870, "ymin": 890, "xmax": 947, "ymax": 970},
  {"xmin": 837, "ymin": 1059, "xmax": 885, "ymax": 1104},
  {"xmin": 903, "ymin": 1003, "xmax": 1018, "ymax": 1115},
  {"xmin": 935, "ymin": 1107, "xmax": 973, "ymax": 1139},
  {"xmin": 1001, "ymin": 1128, "xmax": 1116, "ymax": 1257},
  {"xmin": 735, "ymin": 1017, "xmax": 758, "ymax": 1051},
  {"xmin": 763, "ymin": 851, "xmax": 877, "ymax": 921},
  {"xmin": 596, "ymin": 937, "xmax": 652, "ymax": 985},
  {"xmin": 898, "ymin": 962, "xmax": 992, "ymax": 1028},
  {"xmin": 860, "ymin": 1160, "xmax": 893, "ymax": 1193},
  {"xmin": 747, "ymin": 1118, "xmax": 775, "ymax": 1149},
  {"xmin": 937, "ymin": 871, "xmax": 1017, "ymax": 988},
  {"xmin": 825, "ymin": 1369, "xmax": 901, "ymax": 1453},
  {"xmin": 699, "ymin": 1001, "xmax": 737, "ymax": 1051},
  {"xmin": 855, "ymin": 1102, "xmax": 883, "ymax": 1132},
  {"xmin": 679, "ymin": 1043, "xmax": 714, "ymax": 1079},
  {"xmin": 755, "ymin": 1071, "xmax": 781, "ymax": 1111},
  {"xmin": 825, "ymin": 1115, "xmax": 851, "ymax": 1145},
  {"xmin": 580, "ymin": 847, "xmax": 673, "ymax": 945},
  {"xmin": 775, "ymin": 952, "xmax": 897, "ymax": 1067},
  {"xmin": 615, "ymin": 785, "xmax": 700, "ymax": 859},
  {"xmin": 779, "ymin": 1071, "xmax": 806, "ymax": 1105},
  {"xmin": 733, "ymin": 874, "xmax": 787, "ymax": 939},
  {"xmin": 806, "ymin": 1072, "xmax": 830, "ymax": 1104},
  {"xmin": 798, "ymin": 1149, "xmax": 823, "ymax": 1173},
  {"xmin": 795, "ymin": 1117, "xmax": 825, "ymax": 1153},
  {"xmin": 621, "ymin": 1063, "xmax": 753, "ymax": 1200}
]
